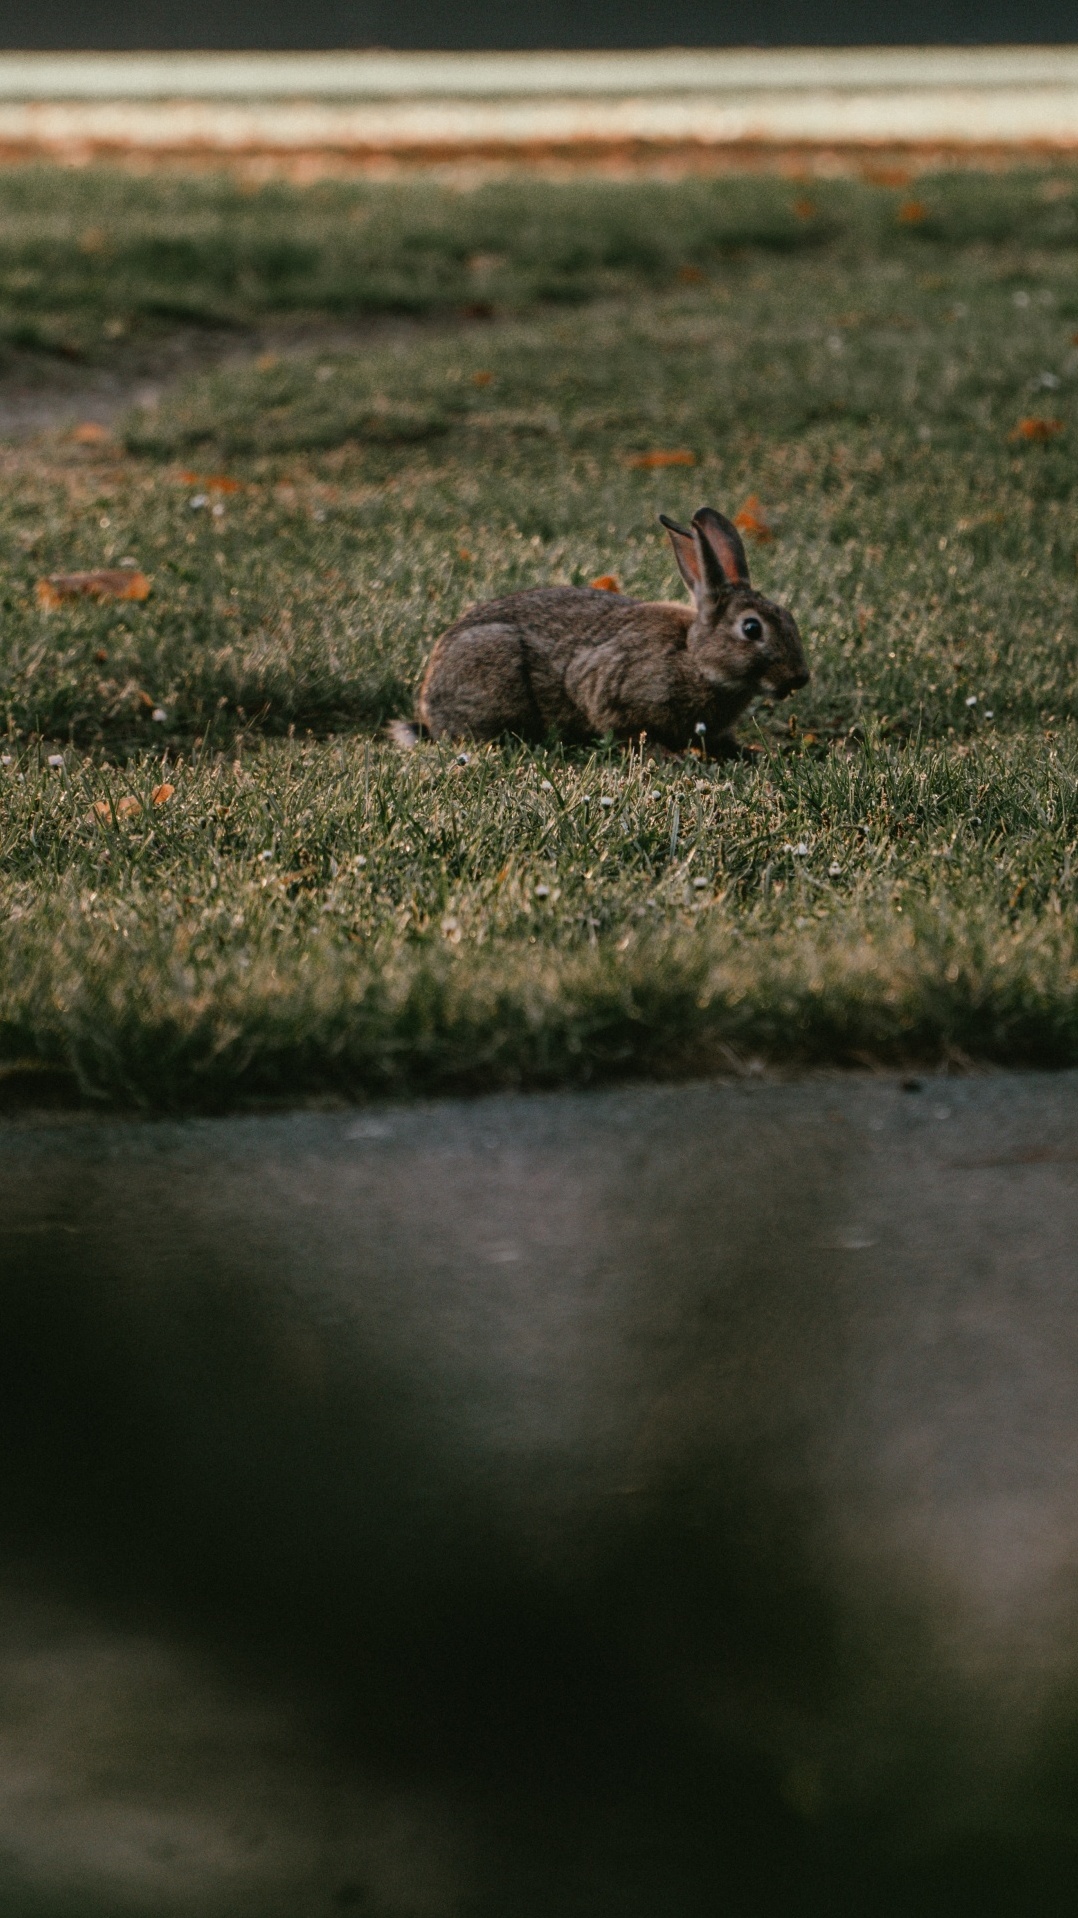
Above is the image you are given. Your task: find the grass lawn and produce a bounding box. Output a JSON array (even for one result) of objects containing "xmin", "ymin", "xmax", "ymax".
[{"xmin": 0, "ymin": 163, "xmax": 1077, "ymax": 1109}]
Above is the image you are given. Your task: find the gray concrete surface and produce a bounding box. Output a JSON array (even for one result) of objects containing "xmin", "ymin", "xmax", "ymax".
[{"xmin": 3, "ymin": 1071, "xmax": 1078, "ymax": 1912}]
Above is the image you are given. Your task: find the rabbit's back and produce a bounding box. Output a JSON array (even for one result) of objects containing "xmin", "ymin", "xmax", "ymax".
[{"xmin": 418, "ymin": 587, "xmax": 692, "ymax": 743}]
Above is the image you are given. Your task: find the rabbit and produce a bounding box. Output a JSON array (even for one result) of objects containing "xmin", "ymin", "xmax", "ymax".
[{"xmin": 401, "ymin": 506, "xmax": 808, "ymax": 754}]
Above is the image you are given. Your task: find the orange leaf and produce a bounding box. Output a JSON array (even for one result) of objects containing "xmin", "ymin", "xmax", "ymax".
[
  {"xmin": 589, "ymin": 574, "xmax": 622, "ymax": 593},
  {"xmin": 37, "ymin": 569, "xmax": 151, "ymax": 608},
  {"xmin": 677, "ymin": 264, "xmax": 706, "ymax": 284},
  {"xmin": 897, "ymin": 200, "xmax": 928, "ymax": 224},
  {"xmin": 71, "ymin": 421, "xmax": 112, "ymax": 446},
  {"xmin": 151, "ymin": 782, "xmax": 175, "ymax": 806},
  {"xmin": 792, "ymin": 197, "xmax": 817, "ymax": 220},
  {"xmin": 733, "ymin": 495, "xmax": 775, "ymax": 543},
  {"xmin": 472, "ymin": 370, "xmax": 494, "ymax": 387},
  {"xmin": 116, "ymin": 795, "xmax": 140, "ymax": 817},
  {"xmin": 626, "ymin": 450, "xmax": 696, "ymax": 469},
  {"xmin": 1010, "ymin": 417, "xmax": 1064, "ymax": 442},
  {"xmin": 177, "ymin": 471, "xmax": 243, "ymax": 493}
]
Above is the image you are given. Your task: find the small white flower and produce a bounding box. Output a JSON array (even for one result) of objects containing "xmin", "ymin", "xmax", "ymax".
[
  {"xmin": 694, "ymin": 720, "xmax": 707, "ymax": 735},
  {"xmin": 47, "ymin": 753, "xmax": 64, "ymax": 767},
  {"xmin": 0, "ymin": 754, "xmax": 11, "ymax": 765},
  {"xmin": 649, "ymin": 790, "xmax": 661, "ymax": 800},
  {"xmin": 211, "ymin": 502, "xmax": 226, "ymax": 519},
  {"xmin": 965, "ymin": 694, "xmax": 978, "ymax": 707},
  {"xmin": 692, "ymin": 876, "xmax": 709, "ymax": 890},
  {"xmin": 599, "ymin": 795, "xmax": 614, "ymax": 809},
  {"xmin": 540, "ymin": 779, "xmax": 553, "ymax": 791},
  {"xmin": 1038, "ymin": 371, "xmax": 1061, "ymax": 389},
  {"xmin": 534, "ymin": 883, "xmax": 550, "ymax": 898},
  {"xmin": 355, "ymin": 854, "xmax": 367, "ymax": 868},
  {"xmin": 189, "ymin": 493, "xmax": 208, "ymax": 509},
  {"xmin": 152, "ymin": 707, "xmax": 168, "ymax": 723},
  {"xmin": 985, "ymin": 710, "xmax": 994, "ymax": 719},
  {"xmin": 259, "ymin": 849, "xmax": 274, "ymax": 861},
  {"xmin": 828, "ymin": 861, "xmax": 841, "ymax": 877},
  {"xmin": 794, "ymin": 843, "xmax": 809, "ymax": 857}
]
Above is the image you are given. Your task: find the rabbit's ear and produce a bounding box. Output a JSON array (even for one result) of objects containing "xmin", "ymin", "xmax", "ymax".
[
  {"xmin": 692, "ymin": 507, "xmax": 751, "ymax": 587},
  {"xmin": 659, "ymin": 514, "xmax": 708, "ymax": 599}
]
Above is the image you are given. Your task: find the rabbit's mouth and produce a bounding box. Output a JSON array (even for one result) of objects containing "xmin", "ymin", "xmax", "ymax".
[{"xmin": 760, "ymin": 669, "xmax": 810, "ymax": 699}]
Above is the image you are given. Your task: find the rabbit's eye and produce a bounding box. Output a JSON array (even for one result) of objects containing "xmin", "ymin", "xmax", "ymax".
[{"xmin": 740, "ymin": 616, "xmax": 764, "ymax": 642}]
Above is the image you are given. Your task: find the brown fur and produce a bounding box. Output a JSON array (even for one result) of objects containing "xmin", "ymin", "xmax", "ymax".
[{"xmin": 413, "ymin": 507, "xmax": 809, "ymax": 751}]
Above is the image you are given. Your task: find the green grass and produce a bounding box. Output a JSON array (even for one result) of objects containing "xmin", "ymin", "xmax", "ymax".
[
  {"xmin": 0, "ymin": 164, "xmax": 1075, "ymax": 346},
  {"xmin": 1, "ymin": 163, "xmax": 1078, "ymax": 1107}
]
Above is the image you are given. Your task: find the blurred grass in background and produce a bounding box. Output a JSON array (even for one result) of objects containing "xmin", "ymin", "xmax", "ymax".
[{"xmin": 0, "ymin": 164, "xmax": 1074, "ymax": 345}]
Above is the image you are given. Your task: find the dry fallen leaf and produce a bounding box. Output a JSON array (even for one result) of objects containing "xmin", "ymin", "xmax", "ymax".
[
  {"xmin": 71, "ymin": 421, "xmax": 112, "ymax": 446},
  {"xmin": 626, "ymin": 450, "xmax": 696, "ymax": 469},
  {"xmin": 177, "ymin": 471, "xmax": 243, "ymax": 494},
  {"xmin": 589, "ymin": 574, "xmax": 622, "ymax": 592},
  {"xmin": 1010, "ymin": 417, "xmax": 1065, "ymax": 442},
  {"xmin": 897, "ymin": 200, "xmax": 928, "ymax": 224},
  {"xmin": 91, "ymin": 786, "xmax": 174, "ymax": 824},
  {"xmin": 89, "ymin": 794, "xmax": 141, "ymax": 824},
  {"xmin": 37, "ymin": 569, "xmax": 151, "ymax": 609},
  {"xmin": 733, "ymin": 495, "xmax": 775, "ymax": 542}
]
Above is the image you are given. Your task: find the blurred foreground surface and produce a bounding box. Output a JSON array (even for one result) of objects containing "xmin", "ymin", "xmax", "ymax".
[{"xmin": 3, "ymin": 1071, "xmax": 1078, "ymax": 1912}]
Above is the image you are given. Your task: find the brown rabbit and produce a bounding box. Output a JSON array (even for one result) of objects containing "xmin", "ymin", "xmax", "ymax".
[{"xmin": 406, "ymin": 506, "xmax": 808, "ymax": 753}]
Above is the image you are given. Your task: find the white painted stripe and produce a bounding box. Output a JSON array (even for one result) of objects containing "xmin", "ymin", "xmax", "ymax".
[
  {"xmin": 1, "ymin": 89, "xmax": 1077, "ymax": 147},
  {"xmin": 0, "ymin": 50, "xmax": 1075, "ymax": 146},
  {"xmin": 0, "ymin": 47, "xmax": 1075, "ymax": 99}
]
